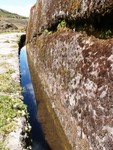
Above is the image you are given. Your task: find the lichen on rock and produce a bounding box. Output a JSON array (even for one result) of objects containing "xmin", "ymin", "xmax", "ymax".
[{"xmin": 26, "ymin": 0, "xmax": 113, "ymax": 150}]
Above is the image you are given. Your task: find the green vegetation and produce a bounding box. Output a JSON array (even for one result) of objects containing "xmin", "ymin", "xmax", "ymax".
[
  {"xmin": 0, "ymin": 62, "xmax": 9, "ymax": 68},
  {"xmin": 0, "ymin": 8, "xmax": 27, "ymax": 19},
  {"xmin": 57, "ymin": 20, "xmax": 67, "ymax": 29},
  {"xmin": 42, "ymin": 18, "xmax": 113, "ymax": 39},
  {"xmin": 0, "ymin": 54, "xmax": 15, "ymax": 62},
  {"xmin": 44, "ymin": 29, "xmax": 52, "ymax": 35},
  {"xmin": 0, "ymin": 73, "xmax": 17, "ymax": 93},
  {"xmin": 65, "ymin": 19, "xmax": 113, "ymax": 39},
  {"xmin": 10, "ymin": 45, "xmax": 18, "ymax": 48},
  {"xmin": 99, "ymin": 29, "xmax": 112, "ymax": 39},
  {"xmin": 0, "ymin": 68, "xmax": 28, "ymax": 149},
  {"xmin": 45, "ymin": 20, "xmax": 68, "ymax": 33},
  {"xmin": 4, "ymin": 40, "xmax": 10, "ymax": 43},
  {"xmin": 0, "ymin": 95, "xmax": 27, "ymax": 130},
  {"xmin": 0, "ymin": 34, "xmax": 30, "ymax": 149},
  {"xmin": 0, "ymin": 9, "xmax": 28, "ymax": 33},
  {"xmin": 0, "ymin": 94, "xmax": 27, "ymax": 149}
]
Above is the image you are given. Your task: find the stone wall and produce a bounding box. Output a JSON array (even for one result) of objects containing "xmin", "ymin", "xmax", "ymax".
[
  {"xmin": 26, "ymin": 1, "xmax": 113, "ymax": 150},
  {"xmin": 26, "ymin": 0, "xmax": 113, "ymax": 42}
]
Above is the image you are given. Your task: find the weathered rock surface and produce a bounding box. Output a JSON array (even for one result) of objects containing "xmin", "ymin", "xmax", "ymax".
[
  {"xmin": 26, "ymin": 0, "xmax": 113, "ymax": 42},
  {"xmin": 26, "ymin": 1, "xmax": 113, "ymax": 150}
]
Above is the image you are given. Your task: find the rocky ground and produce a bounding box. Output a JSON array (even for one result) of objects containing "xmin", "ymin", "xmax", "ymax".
[
  {"xmin": 0, "ymin": 18, "xmax": 28, "ymax": 33},
  {"xmin": 0, "ymin": 33, "xmax": 31, "ymax": 150}
]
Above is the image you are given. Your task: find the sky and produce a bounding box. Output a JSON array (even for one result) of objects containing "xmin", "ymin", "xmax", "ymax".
[{"xmin": 0, "ymin": 0, "xmax": 36, "ymax": 17}]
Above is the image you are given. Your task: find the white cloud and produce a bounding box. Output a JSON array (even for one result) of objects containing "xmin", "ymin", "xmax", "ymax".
[
  {"xmin": 25, "ymin": 83, "xmax": 36, "ymax": 101},
  {"xmin": 1, "ymin": 4, "xmax": 33, "ymax": 17}
]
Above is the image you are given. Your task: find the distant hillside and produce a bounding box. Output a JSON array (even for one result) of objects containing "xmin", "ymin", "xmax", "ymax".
[
  {"xmin": 0, "ymin": 8, "xmax": 27, "ymax": 19},
  {"xmin": 0, "ymin": 9, "xmax": 28, "ymax": 32}
]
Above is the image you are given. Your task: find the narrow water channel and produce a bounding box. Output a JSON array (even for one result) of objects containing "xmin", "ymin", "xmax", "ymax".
[{"xmin": 20, "ymin": 46, "xmax": 51, "ymax": 150}]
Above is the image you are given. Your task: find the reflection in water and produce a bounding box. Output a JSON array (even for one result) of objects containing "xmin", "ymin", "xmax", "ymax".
[{"xmin": 20, "ymin": 47, "xmax": 51, "ymax": 150}]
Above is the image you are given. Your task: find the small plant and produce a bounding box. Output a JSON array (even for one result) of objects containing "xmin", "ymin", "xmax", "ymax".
[
  {"xmin": 105, "ymin": 29, "xmax": 112, "ymax": 38},
  {"xmin": 0, "ymin": 62, "xmax": 9, "ymax": 68},
  {"xmin": 57, "ymin": 20, "xmax": 67, "ymax": 29},
  {"xmin": 6, "ymin": 68, "xmax": 15, "ymax": 74},
  {"xmin": 44, "ymin": 29, "xmax": 52, "ymax": 35},
  {"xmin": 7, "ymin": 53, "xmax": 14, "ymax": 58},
  {"xmin": 44, "ymin": 29, "xmax": 49, "ymax": 33},
  {"xmin": 99, "ymin": 29, "xmax": 112, "ymax": 39}
]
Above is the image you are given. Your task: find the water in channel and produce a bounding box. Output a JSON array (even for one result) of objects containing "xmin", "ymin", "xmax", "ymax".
[{"xmin": 20, "ymin": 46, "xmax": 51, "ymax": 150}]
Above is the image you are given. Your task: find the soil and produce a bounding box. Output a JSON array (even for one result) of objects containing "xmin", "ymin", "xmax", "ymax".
[{"xmin": 0, "ymin": 33, "xmax": 31, "ymax": 150}]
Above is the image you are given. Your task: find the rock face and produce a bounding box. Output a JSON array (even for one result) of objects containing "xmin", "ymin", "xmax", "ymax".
[
  {"xmin": 26, "ymin": 0, "xmax": 113, "ymax": 42},
  {"xmin": 26, "ymin": 1, "xmax": 113, "ymax": 150}
]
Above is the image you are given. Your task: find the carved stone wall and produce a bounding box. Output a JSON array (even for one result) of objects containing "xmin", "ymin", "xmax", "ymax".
[{"xmin": 26, "ymin": 1, "xmax": 113, "ymax": 149}]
